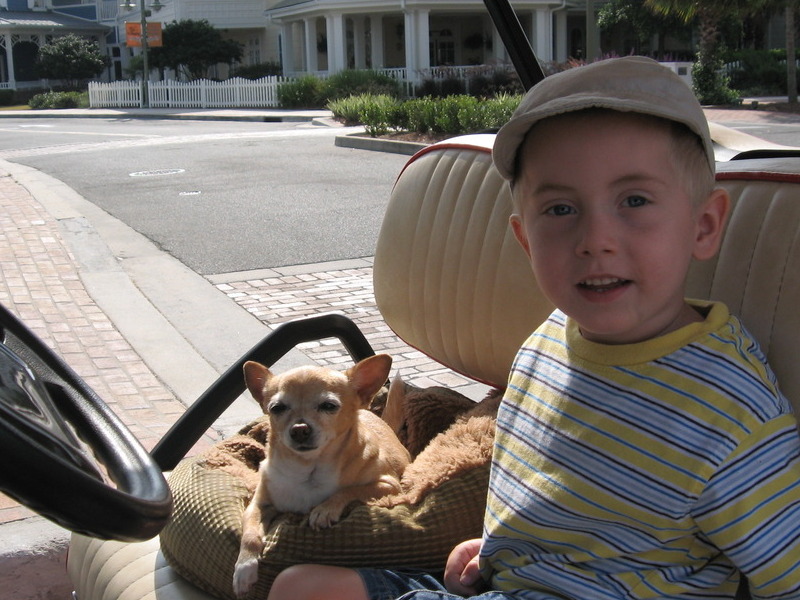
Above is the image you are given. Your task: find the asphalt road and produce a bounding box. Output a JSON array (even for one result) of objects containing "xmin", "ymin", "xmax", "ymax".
[
  {"xmin": 2, "ymin": 112, "xmax": 800, "ymax": 277},
  {"xmin": 0, "ymin": 118, "xmax": 410, "ymax": 275}
]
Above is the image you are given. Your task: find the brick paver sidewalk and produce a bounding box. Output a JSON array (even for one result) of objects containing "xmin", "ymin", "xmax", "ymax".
[{"xmin": 0, "ymin": 171, "xmax": 219, "ymax": 523}]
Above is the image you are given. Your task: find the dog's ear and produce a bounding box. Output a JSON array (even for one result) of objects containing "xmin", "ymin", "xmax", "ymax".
[
  {"xmin": 347, "ymin": 354, "xmax": 392, "ymax": 407},
  {"xmin": 243, "ymin": 361, "xmax": 274, "ymax": 402}
]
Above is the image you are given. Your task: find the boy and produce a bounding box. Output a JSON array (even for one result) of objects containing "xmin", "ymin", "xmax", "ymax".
[{"xmin": 266, "ymin": 57, "xmax": 800, "ymax": 600}]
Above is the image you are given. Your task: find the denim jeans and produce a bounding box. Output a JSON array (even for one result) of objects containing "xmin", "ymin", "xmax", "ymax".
[{"xmin": 357, "ymin": 568, "xmax": 518, "ymax": 600}]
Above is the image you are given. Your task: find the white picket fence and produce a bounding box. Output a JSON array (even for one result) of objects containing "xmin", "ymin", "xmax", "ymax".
[{"xmin": 88, "ymin": 76, "xmax": 291, "ymax": 108}]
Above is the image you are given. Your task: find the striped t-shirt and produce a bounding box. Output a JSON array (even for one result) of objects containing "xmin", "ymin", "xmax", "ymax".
[{"xmin": 481, "ymin": 302, "xmax": 800, "ymax": 599}]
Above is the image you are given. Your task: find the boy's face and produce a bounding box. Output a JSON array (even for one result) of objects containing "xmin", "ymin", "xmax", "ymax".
[{"xmin": 509, "ymin": 111, "xmax": 729, "ymax": 345}]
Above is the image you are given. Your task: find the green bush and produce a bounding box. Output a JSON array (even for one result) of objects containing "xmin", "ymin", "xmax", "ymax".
[
  {"xmin": 726, "ymin": 49, "xmax": 796, "ymax": 96},
  {"xmin": 277, "ymin": 75, "xmax": 324, "ymax": 108},
  {"xmin": 329, "ymin": 89, "xmax": 525, "ymax": 138},
  {"xmin": 469, "ymin": 70, "xmax": 524, "ymax": 97},
  {"xmin": 327, "ymin": 94, "xmax": 401, "ymax": 134},
  {"xmin": 404, "ymin": 97, "xmax": 437, "ymax": 134},
  {"xmin": 693, "ymin": 47, "xmax": 739, "ymax": 106},
  {"xmin": 431, "ymin": 95, "xmax": 478, "ymax": 133},
  {"xmin": 28, "ymin": 90, "xmax": 86, "ymax": 109},
  {"xmin": 457, "ymin": 92, "xmax": 519, "ymax": 132},
  {"xmin": 231, "ymin": 62, "xmax": 283, "ymax": 79},
  {"xmin": 414, "ymin": 77, "xmax": 466, "ymax": 98},
  {"xmin": 0, "ymin": 89, "xmax": 15, "ymax": 106},
  {"xmin": 321, "ymin": 69, "xmax": 401, "ymax": 101}
]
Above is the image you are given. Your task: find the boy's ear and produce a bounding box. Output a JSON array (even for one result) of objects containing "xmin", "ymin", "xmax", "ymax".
[
  {"xmin": 510, "ymin": 214, "xmax": 533, "ymax": 260},
  {"xmin": 693, "ymin": 187, "xmax": 731, "ymax": 261}
]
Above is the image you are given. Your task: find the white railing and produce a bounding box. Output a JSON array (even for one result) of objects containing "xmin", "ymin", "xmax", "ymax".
[{"xmin": 89, "ymin": 76, "xmax": 291, "ymax": 108}]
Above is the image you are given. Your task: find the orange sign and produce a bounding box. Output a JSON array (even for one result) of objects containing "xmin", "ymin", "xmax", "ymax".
[{"xmin": 125, "ymin": 22, "xmax": 163, "ymax": 47}]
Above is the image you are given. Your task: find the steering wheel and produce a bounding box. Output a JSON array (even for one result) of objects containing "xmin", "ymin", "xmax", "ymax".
[{"xmin": 0, "ymin": 303, "xmax": 172, "ymax": 541}]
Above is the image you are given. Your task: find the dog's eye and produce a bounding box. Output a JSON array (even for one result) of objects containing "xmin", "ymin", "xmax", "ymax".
[
  {"xmin": 318, "ymin": 401, "xmax": 340, "ymax": 413},
  {"xmin": 268, "ymin": 402, "xmax": 288, "ymax": 415}
]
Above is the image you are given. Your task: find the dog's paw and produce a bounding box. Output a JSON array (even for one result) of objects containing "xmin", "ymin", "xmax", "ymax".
[
  {"xmin": 308, "ymin": 502, "xmax": 345, "ymax": 530},
  {"xmin": 233, "ymin": 558, "xmax": 259, "ymax": 597}
]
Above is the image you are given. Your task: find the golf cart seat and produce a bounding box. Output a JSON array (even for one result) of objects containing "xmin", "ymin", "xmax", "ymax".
[{"xmin": 67, "ymin": 135, "xmax": 800, "ymax": 600}]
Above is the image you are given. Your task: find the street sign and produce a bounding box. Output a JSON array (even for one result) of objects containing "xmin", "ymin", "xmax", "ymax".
[{"xmin": 125, "ymin": 22, "xmax": 163, "ymax": 47}]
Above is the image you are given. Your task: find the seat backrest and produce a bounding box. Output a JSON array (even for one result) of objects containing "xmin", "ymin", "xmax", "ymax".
[
  {"xmin": 374, "ymin": 135, "xmax": 549, "ymax": 389},
  {"xmin": 373, "ymin": 136, "xmax": 800, "ymax": 411}
]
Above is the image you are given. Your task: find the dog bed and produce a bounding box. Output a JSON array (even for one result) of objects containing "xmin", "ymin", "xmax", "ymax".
[{"xmin": 160, "ymin": 385, "xmax": 501, "ymax": 600}]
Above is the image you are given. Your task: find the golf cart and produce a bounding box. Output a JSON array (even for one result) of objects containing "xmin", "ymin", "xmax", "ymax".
[{"xmin": 3, "ymin": 2, "xmax": 800, "ymax": 599}]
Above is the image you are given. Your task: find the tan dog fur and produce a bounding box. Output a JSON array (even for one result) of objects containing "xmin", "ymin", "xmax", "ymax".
[{"xmin": 232, "ymin": 354, "xmax": 410, "ymax": 597}]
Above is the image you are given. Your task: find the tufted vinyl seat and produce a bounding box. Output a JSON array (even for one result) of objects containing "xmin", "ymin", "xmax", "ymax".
[{"xmin": 69, "ymin": 136, "xmax": 800, "ymax": 600}]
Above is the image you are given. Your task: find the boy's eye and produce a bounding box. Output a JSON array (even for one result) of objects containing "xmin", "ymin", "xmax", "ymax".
[
  {"xmin": 545, "ymin": 204, "xmax": 575, "ymax": 216},
  {"xmin": 624, "ymin": 195, "xmax": 649, "ymax": 208}
]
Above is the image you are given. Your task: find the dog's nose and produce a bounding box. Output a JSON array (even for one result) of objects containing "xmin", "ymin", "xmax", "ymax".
[{"xmin": 290, "ymin": 421, "xmax": 312, "ymax": 443}]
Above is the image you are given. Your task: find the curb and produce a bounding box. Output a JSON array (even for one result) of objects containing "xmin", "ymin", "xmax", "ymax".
[
  {"xmin": 335, "ymin": 132, "xmax": 427, "ymax": 156},
  {"xmin": 0, "ymin": 518, "xmax": 72, "ymax": 600}
]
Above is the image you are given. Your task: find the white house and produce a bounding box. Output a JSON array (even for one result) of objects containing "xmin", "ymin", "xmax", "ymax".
[
  {"xmin": 2, "ymin": 0, "xmax": 598, "ymax": 90},
  {"xmin": 0, "ymin": 0, "xmax": 108, "ymax": 90},
  {"xmin": 264, "ymin": 0, "xmax": 585, "ymax": 83}
]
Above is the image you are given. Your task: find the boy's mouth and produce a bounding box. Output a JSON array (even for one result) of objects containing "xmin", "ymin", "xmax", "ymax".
[{"xmin": 578, "ymin": 277, "xmax": 630, "ymax": 293}]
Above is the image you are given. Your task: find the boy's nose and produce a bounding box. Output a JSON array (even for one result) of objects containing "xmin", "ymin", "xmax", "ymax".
[{"xmin": 576, "ymin": 214, "xmax": 616, "ymax": 256}]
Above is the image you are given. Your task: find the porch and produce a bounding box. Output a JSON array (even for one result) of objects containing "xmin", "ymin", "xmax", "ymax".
[{"xmin": 265, "ymin": 0, "xmax": 580, "ymax": 86}]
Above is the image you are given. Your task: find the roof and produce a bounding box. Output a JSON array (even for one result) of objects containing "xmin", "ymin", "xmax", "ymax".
[
  {"xmin": 0, "ymin": 10, "xmax": 108, "ymax": 31},
  {"xmin": 269, "ymin": 0, "xmax": 313, "ymax": 8}
]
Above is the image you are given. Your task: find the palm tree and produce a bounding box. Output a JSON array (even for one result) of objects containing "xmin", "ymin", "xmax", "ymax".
[
  {"xmin": 788, "ymin": 2, "xmax": 798, "ymax": 103},
  {"xmin": 645, "ymin": 0, "xmax": 770, "ymax": 103}
]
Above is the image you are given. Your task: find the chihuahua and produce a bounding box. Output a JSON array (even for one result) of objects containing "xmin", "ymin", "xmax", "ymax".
[{"xmin": 232, "ymin": 354, "xmax": 410, "ymax": 597}]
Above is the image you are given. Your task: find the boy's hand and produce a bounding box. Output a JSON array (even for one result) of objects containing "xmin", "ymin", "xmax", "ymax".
[{"xmin": 443, "ymin": 538, "xmax": 486, "ymax": 595}]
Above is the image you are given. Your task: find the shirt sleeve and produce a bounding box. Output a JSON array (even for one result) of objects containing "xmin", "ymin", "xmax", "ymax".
[{"xmin": 694, "ymin": 414, "xmax": 800, "ymax": 599}]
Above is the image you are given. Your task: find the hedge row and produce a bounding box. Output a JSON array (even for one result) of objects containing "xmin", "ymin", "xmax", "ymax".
[{"xmin": 328, "ymin": 93, "xmax": 522, "ymax": 137}]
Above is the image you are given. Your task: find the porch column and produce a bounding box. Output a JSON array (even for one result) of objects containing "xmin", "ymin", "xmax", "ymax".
[
  {"xmin": 370, "ymin": 14, "xmax": 384, "ymax": 69},
  {"xmin": 404, "ymin": 9, "xmax": 429, "ymax": 82},
  {"xmin": 326, "ymin": 12, "xmax": 346, "ymax": 73},
  {"xmin": 304, "ymin": 17, "xmax": 318, "ymax": 72},
  {"xmin": 2, "ymin": 34, "xmax": 15, "ymax": 89},
  {"xmin": 554, "ymin": 8, "xmax": 568, "ymax": 62},
  {"xmin": 491, "ymin": 22, "xmax": 506, "ymax": 63},
  {"xmin": 281, "ymin": 22, "xmax": 296, "ymax": 74},
  {"xmin": 353, "ymin": 16, "xmax": 366, "ymax": 69},
  {"xmin": 585, "ymin": 0, "xmax": 599, "ymax": 61},
  {"xmin": 531, "ymin": 9, "xmax": 552, "ymax": 62}
]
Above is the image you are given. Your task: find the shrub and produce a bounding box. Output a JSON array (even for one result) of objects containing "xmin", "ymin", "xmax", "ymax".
[
  {"xmin": 277, "ymin": 75, "xmax": 324, "ymax": 108},
  {"xmin": 328, "ymin": 94, "xmax": 400, "ymax": 136},
  {"xmin": 469, "ymin": 70, "xmax": 524, "ymax": 97},
  {"xmin": 28, "ymin": 91, "xmax": 86, "ymax": 109},
  {"xmin": 414, "ymin": 77, "xmax": 466, "ymax": 98},
  {"xmin": 0, "ymin": 89, "xmax": 16, "ymax": 106},
  {"xmin": 321, "ymin": 69, "xmax": 401, "ymax": 100},
  {"xmin": 726, "ymin": 49, "xmax": 796, "ymax": 96},
  {"xmin": 404, "ymin": 97, "xmax": 437, "ymax": 133},
  {"xmin": 457, "ymin": 93, "xmax": 519, "ymax": 132},
  {"xmin": 693, "ymin": 47, "xmax": 739, "ymax": 106},
  {"xmin": 432, "ymin": 95, "xmax": 478, "ymax": 133},
  {"xmin": 327, "ymin": 95, "xmax": 366, "ymax": 124},
  {"xmin": 329, "ymin": 92, "xmax": 523, "ymax": 138},
  {"xmin": 231, "ymin": 62, "xmax": 283, "ymax": 79}
]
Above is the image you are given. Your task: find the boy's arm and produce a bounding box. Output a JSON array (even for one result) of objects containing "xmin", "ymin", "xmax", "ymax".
[{"xmin": 695, "ymin": 415, "xmax": 800, "ymax": 599}]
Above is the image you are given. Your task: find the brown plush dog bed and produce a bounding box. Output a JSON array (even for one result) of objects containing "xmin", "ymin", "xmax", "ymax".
[{"xmin": 160, "ymin": 384, "xmax": 501, "ymax": 600}]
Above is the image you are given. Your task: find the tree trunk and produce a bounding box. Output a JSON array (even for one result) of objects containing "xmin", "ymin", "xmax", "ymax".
[{"xmin": 788, "ymin": 4, "xmax": 797, "ymax": 104}]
